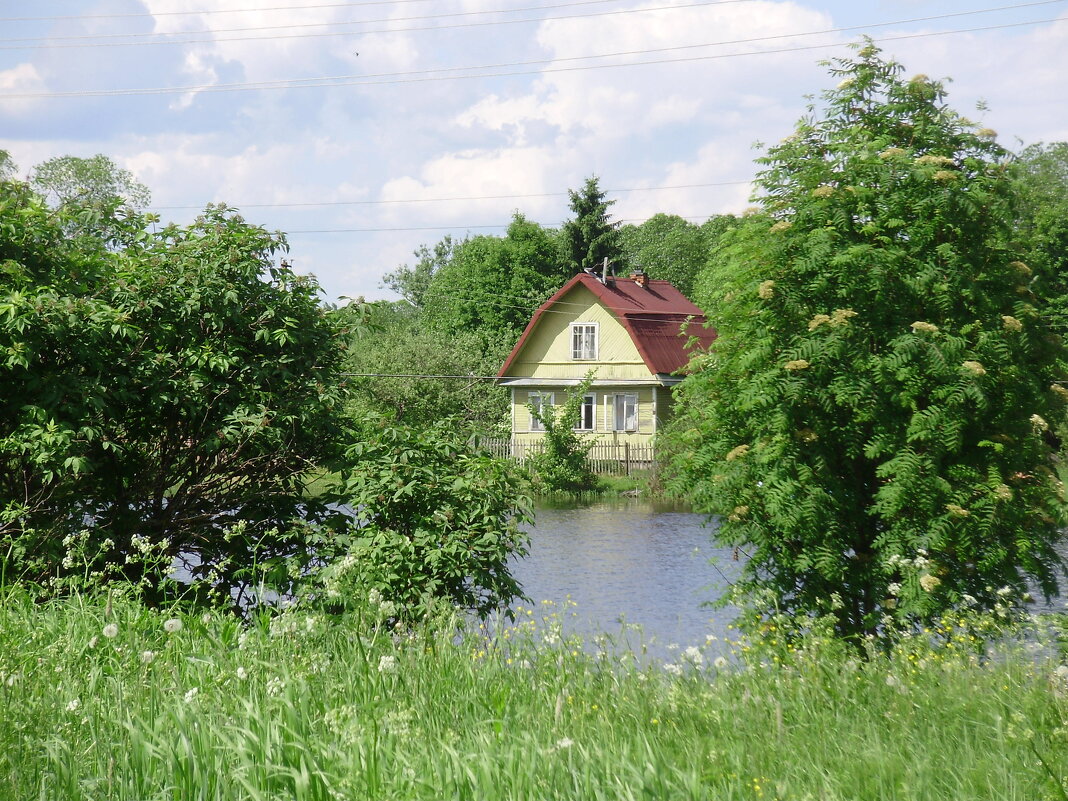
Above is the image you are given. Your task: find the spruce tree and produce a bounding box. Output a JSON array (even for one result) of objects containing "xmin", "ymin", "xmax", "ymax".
[
  {"xmin": 561, "ymin": 176, "xmax": 621, "ymax": 273},
  {"xmin": 670, "ymin": 44, "xmax": 1068, "ymax": 638}
]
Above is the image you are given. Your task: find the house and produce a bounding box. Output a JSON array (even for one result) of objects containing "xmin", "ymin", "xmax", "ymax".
[{"xmin": 497, "ymin": 268, "xmax": 717, "ymax": 446}]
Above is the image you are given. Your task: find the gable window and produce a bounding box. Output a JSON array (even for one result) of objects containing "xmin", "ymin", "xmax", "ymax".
[
  {"xmin": 612, "ymin": 393, "xmax": 638, "ymax": 432},
  {"xmin": 574, "ymin": 394, "xmax": 596, "ymax": 431},
  {"xmin": 571, "ymin": 323, "xmax": 598, "ymax": 360},
  {"xmin": 528, "ymin": 392, "xmax": 554, "ymax": 431}
]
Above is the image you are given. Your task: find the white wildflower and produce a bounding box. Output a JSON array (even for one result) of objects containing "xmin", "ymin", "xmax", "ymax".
[
  {"xmin": 65, "ymin": 699, "xmax": 80, "ymax": 712},
  {"xmin": 1030, "ymin": 414, "xmax": 1049, "ymax": 432},
  {"xmin": 163, "ymin": 618, "xmax": 182, "ymax": 634},
  {"xmin": 87, "ymin": 636, "xmax": 98, "ymax": 649},
  {"xmin": 555, "ymin": 737, "xmax": 574, "ymax": 750},
  {"xmin": 140, "ymin": 650, "xmax": 155, "ymax": 664},
  {"xmin": 1002, "ymin": 315, "xmax": 1023, "ymax": 332},
  {"xmin": 784, "ymin": 359, "xmax": 810, "ymax": 371},
  {"xmin": 683, "ymin": 646, "xmax": 704, "ymax": 665},
  {"xmin": 368, "ymin": 587, "xmax": 383, "ymax": 608},
  {"xmin": 962, "ymin": 360, "xmax": 986, "ymax": 376},
  {"xmin": 236, "ymin": 666, "xmax": 248, "ymax": 680},
  {"xmin": 714, "ymin": 656, "xmax": 729, "ymax": 670},
  {"xmin": 183, "ymin": 687, "xmax": 199, "ymax": 703},
  {"xmin": 266, "ymin": 677, "xmax": 285, "ymax": 696},
  {"xmin": 662, "ymin": 662, "xmax": 683, "ymax": 676},
  {"xmin": 378, "ymin": 655, "xmax": 397, "ymax": 674},
  {"xmin": 887, "ymin": 582, "xmax": 902, "ymax": 597},
  {"xmin": 102, "ymin": 623, "xmax": 118, "ymax": 639},
  {"xmin": 911, "ymin": 321, "xmax": 939, "ymax": 334},
  {"xmin": 757, "ymin": 280, "xmax": 776, "ymax": 299}
]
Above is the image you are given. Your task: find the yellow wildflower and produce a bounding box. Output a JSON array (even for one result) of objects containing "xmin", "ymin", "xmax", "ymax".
[
  {"xmin": 962, "ymin": 360, "xmax": 986, "ymax": 376},
  {"xmin": 784, "ymin": 359, "xmax": 810, "ymax": 371},
  {"xmin": 837, "ymin": 78, "xmax": 854, "ymax": 90},
  {"xmin": 1002, "ymin": 315, "xmax": 1023, "ymax": 332},
  {"xmin": 911, "ymin": 321, "xmax": 939, "ymax": 334},
  {"xmin": 725, "ymin": 444, "xmax": 749, "ymax": 461},
  {"xmin": 769, "ymin": 221, "xmax": 792, "ymax": 234},
  {"xmin": 757, "ymin": 280, "xmax": 776, "ymax": 300}
]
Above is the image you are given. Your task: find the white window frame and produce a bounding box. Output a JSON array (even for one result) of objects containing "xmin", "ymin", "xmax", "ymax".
[
  {"xmin": 528, "ymin": 391, "xmax": 554, "ymax": 432},
  {"xmin": 570, "ymin": 322, "xmax": 599, "ymax": 360},
  {"xmin": 611, "ymin": 393, "xmax": 639, "ymax": 432},
  {"xmin": 574, "ymin": 393, "xmax": 596, "ymax": 431}
]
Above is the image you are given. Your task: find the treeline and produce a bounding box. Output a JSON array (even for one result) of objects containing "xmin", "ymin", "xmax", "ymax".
[{"xmin": 345, "ymin": 177, "xmax": 740, "ymax": 433}]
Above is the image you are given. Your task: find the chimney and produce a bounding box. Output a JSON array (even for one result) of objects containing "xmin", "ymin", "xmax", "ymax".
[{"xmin": 630, "ymin": 268, "xmax": 648, "ymax": 288}]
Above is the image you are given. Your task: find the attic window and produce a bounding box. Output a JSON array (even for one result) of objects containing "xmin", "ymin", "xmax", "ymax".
[{"xmin": 571, "ymin": 323, "xmax": 598, "ymax": 360}]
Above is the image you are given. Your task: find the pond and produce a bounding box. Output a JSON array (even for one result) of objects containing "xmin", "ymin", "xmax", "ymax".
[
  {"xmin": 509, "ymin": 498, "xmax": 739, "ymax": 656},
  {"xmin": 510, "ymin": 497, "xmax": 1068, "ymax": 657}
]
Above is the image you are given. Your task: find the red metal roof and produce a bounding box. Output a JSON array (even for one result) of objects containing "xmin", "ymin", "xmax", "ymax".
[{"xmin": 498, "ymin": 272, "xmax": 717, "ymax": 378}]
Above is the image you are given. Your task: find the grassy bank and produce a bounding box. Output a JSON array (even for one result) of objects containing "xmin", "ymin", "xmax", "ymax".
[{"xmin": 3, "ymin": 591, "xmax": 1067, "ymax": 800}]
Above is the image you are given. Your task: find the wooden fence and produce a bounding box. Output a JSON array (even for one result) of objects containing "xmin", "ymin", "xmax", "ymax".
[{"xmin": 473, "ymin": 437, "xmax": 656, "ymax": 476}]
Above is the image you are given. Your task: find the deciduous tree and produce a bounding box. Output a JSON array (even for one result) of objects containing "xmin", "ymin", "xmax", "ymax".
[{"xmin": 669, "ymin": 45, "xmax": 1067, "ymax": 638}]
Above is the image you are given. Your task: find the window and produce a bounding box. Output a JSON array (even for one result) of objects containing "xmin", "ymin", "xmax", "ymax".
[
  {"xmin": 571, "ymin": 323, "xmax": 598, "ymax": 360},
  {"xmin": 528, "ymin": 392, "xmax": 553, "ymax": 431},
  {"xmin": 612, "ymin": 393, "xmax": 638, "ymax": 432},
  {"xmin": 574, "ymin": 394, "xmax": 596, "ymax": 431}
]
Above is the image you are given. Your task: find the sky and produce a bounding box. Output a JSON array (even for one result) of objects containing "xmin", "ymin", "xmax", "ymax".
[{"xmin": 1, "ymin": 0, "xmax": 1066, "ymax": 303}]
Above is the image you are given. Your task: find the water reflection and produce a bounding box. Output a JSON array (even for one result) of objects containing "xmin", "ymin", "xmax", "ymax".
[{"xmin": 510, "ymin": 498, "xmax": 739, "ymax": 655}]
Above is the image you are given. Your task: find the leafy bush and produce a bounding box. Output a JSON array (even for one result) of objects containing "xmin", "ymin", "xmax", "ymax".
[
  {"xmin": 527, "ymin": 379, "xmax": 599, "ymax": 494},
  {"xmin": 311, "ymin": 420, "xmax": 532, "ymax": 620}
]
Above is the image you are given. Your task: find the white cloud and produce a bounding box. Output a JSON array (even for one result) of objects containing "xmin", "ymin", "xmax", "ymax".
[{"xmin": 0, "ymin": 63, "xmax": 47, "ymax": 116}]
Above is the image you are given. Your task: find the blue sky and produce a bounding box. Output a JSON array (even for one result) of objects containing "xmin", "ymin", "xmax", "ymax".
[{"xmin": 1, "ymin": 0, "xmax": 1066, "ymax": 302}]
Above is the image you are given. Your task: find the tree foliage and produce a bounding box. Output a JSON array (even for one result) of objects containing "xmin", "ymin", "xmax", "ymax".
[
  {"xmin": 668, "ymin": 45, "xmax": 1068, "ymax": 638},
  {"xmin": 31, "ymin": 154, "xmax": 150, "ymax": 210},
  {"xmin": 0, "ymin": 184, "xmax": 353, "ymax": 603},
  {"xmin": 420, "ymin": 214, "xmax": 566, "ymax": 342},
  {"xmin": 620, "ymin": 213, "xmax": 739, "ymax": 296},
  {"xmin": 560, "ymin": 176, "xmax": 621, "ymax": 274},
  {"xmin": 314, "ymin": 419, "xmax": 532, "ymax": 620},
  {"xmin": 343, "ymin": 301, "xmax": 510, "ymax": 432}
]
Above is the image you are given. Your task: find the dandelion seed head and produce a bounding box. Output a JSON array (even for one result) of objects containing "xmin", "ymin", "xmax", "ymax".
[
  {"xmin": 163, "ymin": 618, "xmax": 182, "ymax": 634},
  {"xmin": 102, "ymin": 623, "xmax": 118, "ymax": 639}
]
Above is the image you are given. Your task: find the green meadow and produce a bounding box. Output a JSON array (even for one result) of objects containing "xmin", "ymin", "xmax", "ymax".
[{"xmin": 4, "ymin": 589, "xmax": 1068, "ymax": 801}]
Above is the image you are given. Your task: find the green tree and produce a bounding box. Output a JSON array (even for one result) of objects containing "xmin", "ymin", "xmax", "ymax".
[
  {"xmin": 420, "ymin": 213, "xmax": 566, "ymax": 342},
  {"xmin": 343, "ymin": 301, "xmax": 510, "ymax": 432},
  {"xmin": 669, "ymin": 45, "xmax": 1067, "ymax": 639},
  {"xmin": 382, "ymin": 235, "xmax": 458, "ymax": 308},
  {"xmin": 1, "ymin": 186, "xmax": 354, "ymax": 604},
  {"xmin": 31, "ymin": 154, "xmax": 150, "ymax": 209},
  {"xmin": 0, "ymin": 150, "xmax": 15, "ymax": 180},
  {"xmin": 560, "ymin": 176, "xmax": 621, "ymax": 274},
  {"xmin": 620, "ymin": 213, "xmax": 740, "ymax": 296},
  {"xmin": 1012, "ymin": 142, "xmax": 1068, "ymax": 329}
]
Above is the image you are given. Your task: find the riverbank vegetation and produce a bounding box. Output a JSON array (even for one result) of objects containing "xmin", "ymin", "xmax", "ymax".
[{"xmin": 3, "ymin": 589, "xmax": 1067, "ymax": 801}]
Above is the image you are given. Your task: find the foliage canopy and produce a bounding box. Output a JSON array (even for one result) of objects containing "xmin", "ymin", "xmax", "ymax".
[{"xmin": 669, "ymin": 45, "xmax": 1068, "ymax": 637}]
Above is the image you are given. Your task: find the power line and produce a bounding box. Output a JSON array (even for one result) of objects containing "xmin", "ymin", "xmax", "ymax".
[
  {"xmin": 280, "ymin": 214, "xmax": 719, "ymax": 233},
  {"xmin": 4, "ymin": 13, "xmax": 1063, "ymax": 98},
  {"xmin": 0, "ymin": 0, "xmax": 758, "ymax": 50},
  {"xmin": 149, "ymin": 180, "xmax": 752, "ymax": 211},
  {"xmin": 0, "ymin": 0, "xmax": 435, "ymax": 22},
  {"xmin": 0, "ymin": 0, "xmax": 635, "ymax": 44}
]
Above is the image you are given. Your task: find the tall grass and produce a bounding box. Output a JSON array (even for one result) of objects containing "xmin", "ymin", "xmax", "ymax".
[{"xmin": 2, "ymin": 588, "xmax": 1067, "ymax": 800}]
